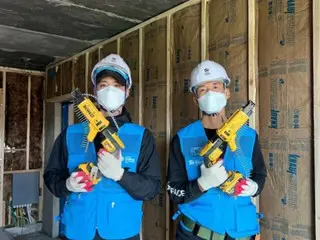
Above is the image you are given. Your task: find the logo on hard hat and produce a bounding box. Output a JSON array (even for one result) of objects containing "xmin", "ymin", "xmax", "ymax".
[
  {"xmin": 111, "ymin": 57, "xmax": 117, "ymax": 62},
  {"xmin": 204, "ymin": 68, "xmax": 210, "ymax": 75}
]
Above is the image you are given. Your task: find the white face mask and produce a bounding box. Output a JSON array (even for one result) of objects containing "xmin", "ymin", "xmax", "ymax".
[
  {"xmin": 97, "ymin": 86, "xmax": 126, "ymax": 111},
  {"xmin": 198, "ymin": 91, "xmax": 227, "ymax": 114}
]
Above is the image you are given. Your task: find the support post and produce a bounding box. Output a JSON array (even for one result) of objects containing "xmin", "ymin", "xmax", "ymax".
[
  {"xmin": 166, "ymin": 15, "xmax": 172, "ymax": 240},
  {"xmin": 117, "ymin": 38, "xmax": 121, "ymax": 55},
  {"xmin": 248, "ymin": 0, "xmax": 259, "ymax": 210},
  {"xmin": 199, "ymin": 0, "xmax": 208, "ymax": 119},
  {"xmin": 201, "ymin": 0, "xmax": 208, "ymax": 61},
  {"xmin": 26, "ymin": 76, "xmax": 31, "ymax": 170},
  {"xmin": 42, "ymin": 102, "xmax": 61, "ymax": 238},
  {"xmin": 85, "ymin": 52, "xmax": 89, "ymax": 93},
  {"xmin": 0, "ymin": 71, "xmax": 6, "ymax": 226},
  {"xmin": 313, "ymin": 0, "xmax": 320, "ymax": 238},
  {"xmin": 248, "ymin": 0, "xmax": 259, "ymax": 130}
]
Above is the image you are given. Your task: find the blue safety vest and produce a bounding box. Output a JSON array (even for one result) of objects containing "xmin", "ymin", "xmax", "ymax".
[
  {"xmin": 61, "ymin": 122, "xmax": 145, "ymax": 240},
  {"xmin": 174, "ymin": 120, "xmax": 260, "ymax": 238}
]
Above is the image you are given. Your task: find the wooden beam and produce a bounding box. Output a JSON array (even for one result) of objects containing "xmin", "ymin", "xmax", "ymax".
[
  {"xmin": 26, "ymin": 76, "xmax": 31, "ymax": 170},
  {"xmin": 40, "ymin": 80, "xmax": 46, "ymax": 222},
  {"xmin": 98, "ymin": 47, "xmax": 102, "ymax": 61},
  {"xmin": 45, "ymin": 0, "xmax": 201, "ymax": 69},
  {"xmin": 199, "ymin": 0, "xmax": 209, "ymax": 119},
  {"xmin": 0, "ymin": 67, "xmax": 44, "ymax": 76},
  {"xmin": 138, "ymin": 28, "xmax": 143, "ymax": 126},
  {"xmin": 45, "ymin": 60, "xmax": 49, "ymax": 100},
  {"xmin": 3, "ymin": 169, "xmax": 42, "ymax": 174},
  {"xmin": 46, "ymin": 93, "xmax": 72, "ymax": 103},
  {"xmin": 117, "ymin": 38, "xmax": 121, "ymax": 55},
  {"xmin": 248, "ymin": 0, "xmax": 259, "ymax": 210},
  {"xmin": 2, "ymin": 202, "xmax": 5, "ymax": 226},
  {"xmin": 201, "ymin": 0, "xmax": 208, "ymax": 61},
  {"xmin": 85, "ymin": 52, "xmax": 89, "ymax": 93},
  {"xmin": 72, "ymin": 58, "xmax": 76, "ymax": 90},
  {"xmin": 165, "ymin": 15, "xmax": 172, "ymax": 240},
  {"xmin": 0, "ymin": 71, "xmax": 5, "ymax": 227},
  {"xmin": 314, "ymin": 0, "xmax": 320, "ymax": 238},
  {"xmin": 248, "ymin": 0, "xmax": 259, "ymax": 131}
]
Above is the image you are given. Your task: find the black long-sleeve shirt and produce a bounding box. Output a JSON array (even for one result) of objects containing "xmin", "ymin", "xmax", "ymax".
[
  {"xmin": 166, "ymin": 128, "xmax": 267, "ymax": 204},
  {"xmin": 43, "ymin": 108, "xmax": 161, "ymax": 201}
]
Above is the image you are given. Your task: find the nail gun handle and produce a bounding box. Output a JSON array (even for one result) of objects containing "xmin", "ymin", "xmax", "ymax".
[
  {"xmin": 228, "ymin": 135, "xmax": 237, "ymax": 152},
  {"xmin": 98, "ymin": 148, "xmax": 121, "ymax": 159}
]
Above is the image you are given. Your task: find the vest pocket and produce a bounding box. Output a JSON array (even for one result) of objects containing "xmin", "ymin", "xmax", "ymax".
[
  {"xmin": 64, "ymin": 203, "xmax": 83, "ymax": 225},
  {"xmin": 62, "ymin": 194, "xmax": 96, "ymax": 238},
  {"xmin": 107, "ymin": 200, "xmax": 143, "ymax": 236},
  {"xmin": 98, "ymin": 197, "xmax": 143, "ymax": 238},
  {"xmin": 100, "ymin": 201, "xmax": 142, "ymax": 239},
  {"xmin": 235, "ymin": 204, "xmax": 259, "ymax": 233}
]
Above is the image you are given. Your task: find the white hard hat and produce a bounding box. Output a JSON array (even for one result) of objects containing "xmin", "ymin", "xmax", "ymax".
[
  {"xmin": 190, "ymin": 60, "xmax": 230, "ymax": 93},
  {"xmin": 91, "ymin": 53, "xmax": 132, "ymax": 89}
]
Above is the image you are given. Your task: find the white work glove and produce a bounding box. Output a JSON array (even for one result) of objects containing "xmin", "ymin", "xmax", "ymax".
[
  {"xmin": 237, "ymin": 178, "xmax": 258, "ymax": 197},
  {"xmin": 97, "ymin": 149, "xmax": 124, "ymax": 181},
  {"xmin": 197, "ymin": 160, "xmax": 228, "ymax": 191},
  {"xmin": 66, "ymin": 172, "xmax": 93, "ymax": 193}
]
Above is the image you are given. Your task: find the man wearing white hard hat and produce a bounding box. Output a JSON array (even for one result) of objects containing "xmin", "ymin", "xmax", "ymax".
[
  {"xmin": 166, "ymin": 60, "xmax": 266, "ymax": 240},
  {"xmin": 44, "ymin": 54, "xmax": 161, "ymax": 240}
]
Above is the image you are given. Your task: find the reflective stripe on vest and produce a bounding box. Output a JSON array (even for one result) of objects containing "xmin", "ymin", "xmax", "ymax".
[
  {"xmin": 176, "ymin": 120, "xmax": 260, "ymax": 238},
  {"xmin": 62, "ymin": 122, "xmax": 144, "ymax": 240}
]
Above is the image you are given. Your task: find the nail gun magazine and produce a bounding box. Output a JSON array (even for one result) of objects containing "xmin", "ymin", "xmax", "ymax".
[
  {"xmin": 71, "ymin": 88, "xmax": 125, "ymax": 186},
  {"xmin": 199, "ymin": 100, "xmax": 255, "ymax": 195}
]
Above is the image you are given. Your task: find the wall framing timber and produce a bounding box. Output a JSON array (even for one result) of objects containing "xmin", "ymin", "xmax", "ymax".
[
  {"xmin": 45, "ymin": 0, "xmax": 318, "ymax": 239},
  {"xmin": 0, "ymin": 67, "xmax": 45, "ymax": 227},
  {"xmin": 165, "ymin": 14, "xmax": 172, "ymax": 240},
  {"xmin": 0, "ymin": 71, "xmax": 5, "ymax": 226},
  {"xmin": 248, "ymin": 0, "xmax": 259, "ymax": 210},
  {"xmin": 314, "ymin": 0, "xmax": 320, "ymax": 238}
]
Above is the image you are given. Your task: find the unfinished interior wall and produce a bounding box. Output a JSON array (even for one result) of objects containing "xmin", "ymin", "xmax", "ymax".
[
  {"xmin": 101, "ymin": 40, "xmax": 118, "ymax": 60},
  {"xmin": 46, "ymin": 65, "xmax": 62, "ymax": 99},
  {"xmin": 142, "ymin": 18, "xmax": 168, "ymax": 239},
  {"xmin": 208, "ymin": 0, "xmax": 248, "ymax": 115},
  {"xmin": 120, "ymin": 31, "xmax": 140, "ymax": 123},
  {"xmin": 30, "ymin": 76, "xmax": 44, "ymax": 170},
  {"xmin": 44, "ymin": 0, "xmax": 317, "ymax": 239},
  {"xmin": 172, "ymin": 4, "xmax": 201, "ymax": 133},
  {"xmin": 169, "ymin": 4, "xmax": 201, "ymax": 238},
  {"xmin": 61, "ymin": 61, "xmax": 73, "ymax": 96},
  {"xmin": 73, "ymin": 55, "xmax": 86, "ymax": 93},
  {"xmin": 0, "ymin": 68, "xmax": 45, "ymax": 227},
  {"xmin": 87, "ymin": 50, "xmax": 100, "ymax": 95},
  {"xmin": 258, "ymin": 0, "xmax": 313, "ymax": 239},
  {"xmin": 4, "ymin": 73, "xmax": 28, "ymax": 171}
]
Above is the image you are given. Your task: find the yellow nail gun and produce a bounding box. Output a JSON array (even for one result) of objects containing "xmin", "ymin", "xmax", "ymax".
[
  {"xmin": 71, "ymin": 88, "xmax": 125, "ymax": 185},
  {"xmin": 199, "ymin": 100, "xmax": 255, "ymax": 195}
]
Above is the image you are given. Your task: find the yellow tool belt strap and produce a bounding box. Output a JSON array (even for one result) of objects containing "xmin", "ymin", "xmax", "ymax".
[{"xmin": 181, "ymin": 215, "xmax": 252, "ymax": 240}]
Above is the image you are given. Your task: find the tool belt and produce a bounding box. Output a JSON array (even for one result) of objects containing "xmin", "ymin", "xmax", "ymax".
[{"xmin": 181, "ymin": 215, "xmax": 253, "ymax": 240}]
